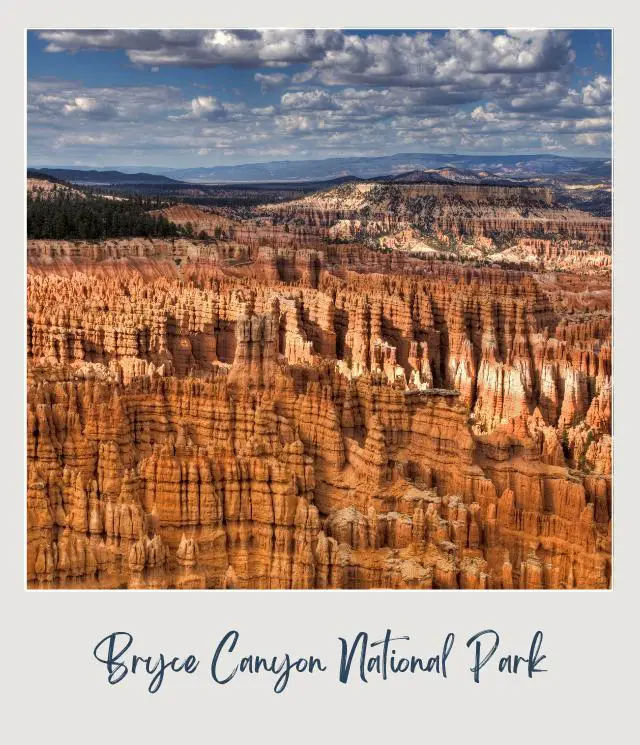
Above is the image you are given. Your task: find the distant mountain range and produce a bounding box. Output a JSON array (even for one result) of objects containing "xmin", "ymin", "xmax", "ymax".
[
  {"xmin": 29, "ymin": 153, "xmax": 611, "ymax": 185},
  {"xmin": 28, "ymin": 168, "xmax": 183, "ymax": 185},
  {"xmin": 157, "ymin": 153, "xmax": 612, "ymax": 183},
  {"xmin": 374, "ymin": 168, "xmax": 534, "ymax": 187}
]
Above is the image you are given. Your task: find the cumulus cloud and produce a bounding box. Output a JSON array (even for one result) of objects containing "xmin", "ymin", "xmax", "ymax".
[
  {"xmin": 169, "ymin": 95, "xmax": 277, "ymax": 122},
  {"xmin": 175, "ymin": 95, "xmax": 229, "ymax": 120},
  {"xmin": 280, "ymin": 89, "xmax": 338, "ymax": 111},
  {"xmin": 292, "ymin": 30, "xmax": 575, "ymax": 88},
  {"xmin": 28, "ymin": 30, "xmax": 612, "ymax": 165},
  {"xmin": 254, "ymin": 72, "xmax": 288, "ymax": 91},
  {"xmin": 63, "ymin": 96, "xmax": 118, "ymax": 120},
  {"xmin": 29, "ymin": 80, "xmax": 185, "ymax": 123},
  {"xmin": 574, "ymin": 131, "xmax": 610, "ymax": 147},
  {"xmin": 37, "ymin": 29, "xmax": 575, "ymax": 88},
  {"xmin": 38, "ymin": 29, "xmax": 345, "ymax": 68},
  {"xmin": 28, "ymin": 73, "xmax": 611, "ymax": 165},
  {"xmin": 582, "ymin": 75, "xmax": 612, "ymax": 106},
  {"xmin": 275, "ymin": 114, "xmax": 319, "ymax": 134}
]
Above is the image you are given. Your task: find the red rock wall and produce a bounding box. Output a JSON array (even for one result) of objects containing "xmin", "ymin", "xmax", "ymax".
[{"xmin": 26, "ymin": 237, "xmax": 611, "ymax": 589}]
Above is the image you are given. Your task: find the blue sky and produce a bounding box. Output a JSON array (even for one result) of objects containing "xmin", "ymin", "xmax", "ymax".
[{"xmin": 27, "ymin": 29, "xmax": 612, "ymax": 168}]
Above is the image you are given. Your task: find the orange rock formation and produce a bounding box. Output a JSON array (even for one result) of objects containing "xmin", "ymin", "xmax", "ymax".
[{"xmin": 26, "ymin": 203, "xmax": 612, "ymax": 590}]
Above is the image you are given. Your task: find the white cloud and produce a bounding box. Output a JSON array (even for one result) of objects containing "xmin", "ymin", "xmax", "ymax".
[
  {"xmin": 27, "ymin": 31, "xmax": 612, "ymax": 165},
  {"xmin": 184, "ymin": 95, "xmax": 227, "ymax": 119},
  {"xmin": 38, "ymin": 29, "xmax": 345, "ymax": 68},
  {"xmin": 574, "ymin": 132, "xmax": 610, "ymax": 147},
  {"xmin": 53, "ymin": 133, "xmax": 121, "ymax": 148},
  {"xmin": 280, "ymin": 89, "xmax": 338, "ymax": 111},
  {"xmin": 29, "ymin": 80, "xmax": 185, "ymax": 123},
  {"xmin": 582, "ymin": 75, "xmax": 611, "ymax": 106},
  {"xmin": 254, "ymin": 72, "xmax": 288, "ymax": 92},
  {"xmin": 296, "ymin": 30, "xmax": 575, "ymax": 88},
  {"xmin": 63, "ymin": 96, "xmax": 118, "ymax": 120}
]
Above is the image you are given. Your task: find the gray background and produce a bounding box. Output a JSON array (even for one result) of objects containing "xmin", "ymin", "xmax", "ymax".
[{"xmin": 5, "ymin": 4, "xmax": 635, "ymax": 742}]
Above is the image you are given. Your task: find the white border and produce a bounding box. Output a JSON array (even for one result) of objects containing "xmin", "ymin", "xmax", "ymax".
[{"xmin": 5, "ymin": 4, "xmax": 637, "ymax": 742}]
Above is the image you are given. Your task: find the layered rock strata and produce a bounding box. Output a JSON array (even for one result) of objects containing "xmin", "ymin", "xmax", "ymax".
[
  {"xmin": 259, "ymin": 183, "xmax": 612, "ymax": 247},
  {"xmin": 27, "ymin": 235, "xmax": 612, "ymax": 589}
]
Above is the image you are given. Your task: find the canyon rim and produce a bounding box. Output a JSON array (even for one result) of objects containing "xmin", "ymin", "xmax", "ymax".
[{"xmin": 26, "ymin": 28, "xmax": 612, "ymax": 589}]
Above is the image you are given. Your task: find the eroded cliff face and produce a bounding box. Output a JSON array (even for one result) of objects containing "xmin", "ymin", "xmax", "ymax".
[
  {"xmin": 258, "ymin": 183, "xmax": 612, "ymax": 247},
  {"xmin": 27, "ymin": 236, "xmax": 611, "ymax": 589}
]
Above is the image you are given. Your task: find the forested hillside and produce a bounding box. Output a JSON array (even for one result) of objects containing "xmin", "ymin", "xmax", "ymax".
[{"xmin": 27, "ymin": 190, "xmax": 186, "ymax": 240}]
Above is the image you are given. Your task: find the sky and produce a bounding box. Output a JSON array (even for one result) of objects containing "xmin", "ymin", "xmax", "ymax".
[{"xmin": 27, "ymin": 29, "xmax": 612, "ymax": 169}]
